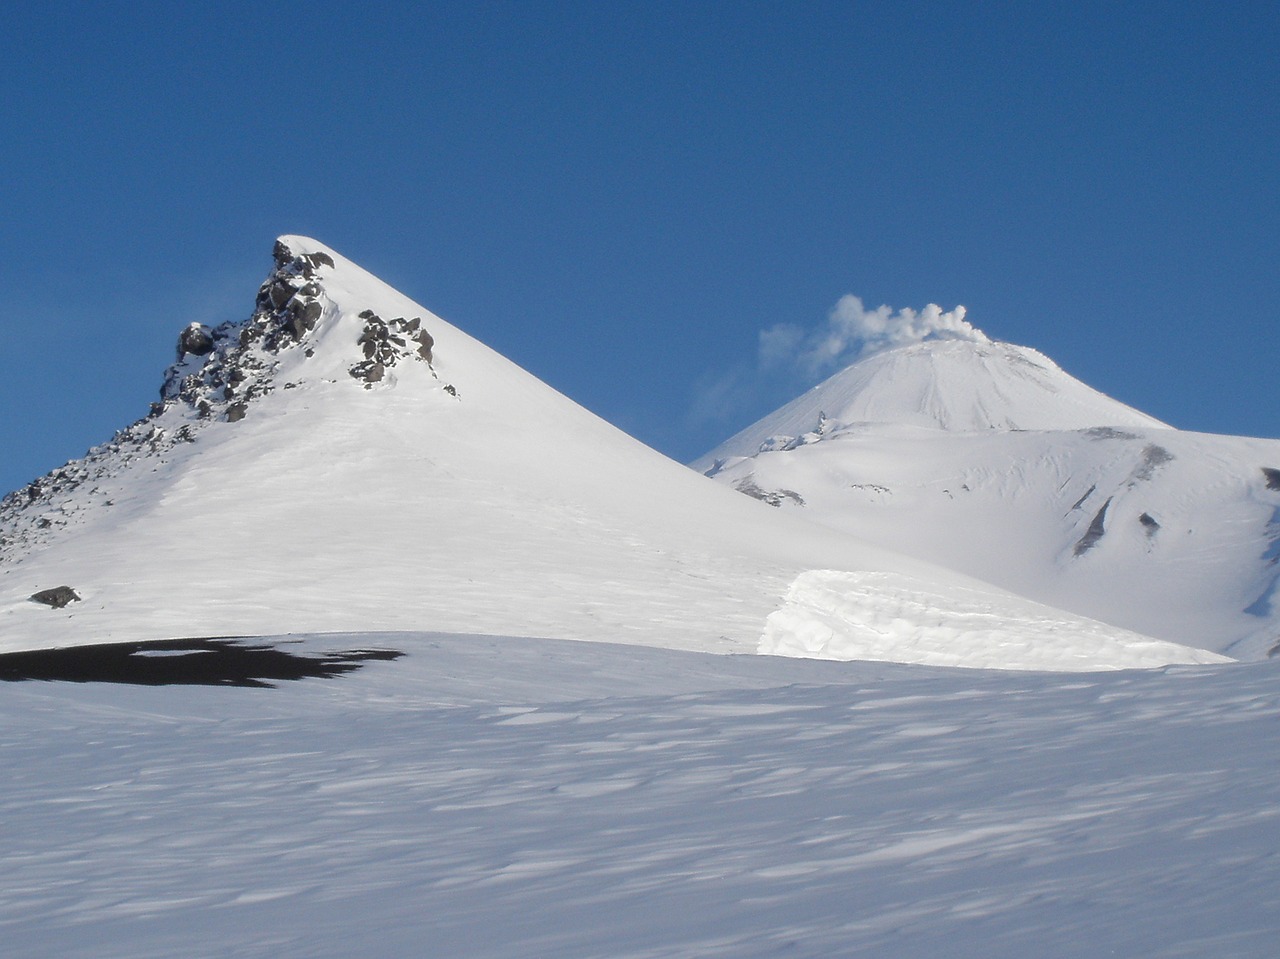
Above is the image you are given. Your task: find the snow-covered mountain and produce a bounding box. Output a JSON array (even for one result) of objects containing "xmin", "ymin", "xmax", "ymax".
[
  {"xmin": 0, "ymin": 238, "xmax": 1222, "ymax": 670},
  {"xmin": 4, "ymin": 244, "xmax": 1277, "ymax": 958},
  {"xmin": 696, "ymin": 334, "xmax": 1280, "ymax": 659}
]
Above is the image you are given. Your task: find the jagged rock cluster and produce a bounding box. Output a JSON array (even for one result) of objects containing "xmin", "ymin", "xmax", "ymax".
[
  {"xmin": 350, "ymin": 311, "xmax": 435, "ymax": 387},
  {"xmin": 1, "ymin": 239, "xmax": 452, "ymax": 563},
  {"xmin": 159, "ymin": 240, "xmax": 337, "ymax": 422}
]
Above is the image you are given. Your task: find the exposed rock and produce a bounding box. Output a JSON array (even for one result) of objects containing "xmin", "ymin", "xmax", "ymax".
[
  {"xmin": 176, "ymin": 323, "xmax": 215, "ymax": 358},
  {"xmin": 735, "ymin": 475, "xmax": 805, "ymax": 508},
  {"xmin": 1082, "ymin": 427, "xmax": 1140, "ymax": 441},
  {"xmin": 348, "ymin": 311, "xmax": 435, "ymax": 384},
  {"xmin": 1074, "ymin": 498, "xmax": 1113, "ymax": 556},
  {"xmin": 1, "ymin": 238, "xmax": 446, "ymax": 564},
  {"xmin": 268, "ymin": 280, "xmax": 297, "ymax": 309},
  {"xmin": 1069, "ymin": 484, "xmax": 1097, "ymax": 512},
  {"xmin": 1262, "ymin": 468, "xmax": 1280, "ymax": 491},
  {"xmin": 349, "ymin": 361, "xmax": 385, "ymax": 386},
  {"xmin": 1133, "ymin": 445, "xmax": 1175, "ymax": 482},
  {"xmin": 30, "ymin": 586, "xmax": 81, "ymax": 609},
  {"xmin": 1139, "ymin": 512, "xmax": 1161, "ymax": 536}
]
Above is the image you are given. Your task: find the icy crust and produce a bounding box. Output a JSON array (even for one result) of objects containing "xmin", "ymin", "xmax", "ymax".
[
  {"xmin": 762, "ymin": 570, "xmax": 1231, "ymax": 670},
  {"xmin": 0, "ymin": 238, "xmax": 445, "ymax": 563}
]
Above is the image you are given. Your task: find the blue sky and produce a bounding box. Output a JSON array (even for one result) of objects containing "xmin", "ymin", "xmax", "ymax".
[{"xmin": 2, "ymin": 1, "xmax": 1277, "ymax": 495}]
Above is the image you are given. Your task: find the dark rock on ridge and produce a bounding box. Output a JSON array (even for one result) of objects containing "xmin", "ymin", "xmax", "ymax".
[
  {"xmin": 176, "ymin": 323, "xmax": 215, "ymax": 358},
  {"xmin": 349, "ymin": 310, "xmax": 435, "ymax": 386},
  {"xmin": 1074, "ymin": 498, "xmax": 1113, "ymax": 556},
  {"xmin": 30, "ymin": 586, "xmax": 81, "ymax": 608}
]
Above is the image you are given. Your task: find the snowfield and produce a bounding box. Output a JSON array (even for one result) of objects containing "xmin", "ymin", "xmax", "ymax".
[
  {"xmin": 4, "ymin": 237, "xmax": 1278, "ymax": 958},
  {"xmin": 1, "ymin": 633, "xmax": 1278, "ymax": 959}
]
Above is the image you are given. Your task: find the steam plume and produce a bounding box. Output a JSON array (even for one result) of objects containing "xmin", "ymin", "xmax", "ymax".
[{"xmin": 761, "ymin": 295, "xmax": 988, "ymax": 377}]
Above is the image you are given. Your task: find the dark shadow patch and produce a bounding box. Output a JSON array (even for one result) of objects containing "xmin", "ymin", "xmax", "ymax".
[
  {"xmin": 1262, "ymin": 468, "xmax": 1280, "ymax": 491},
  {"xmin": 0, "ymin": 638, "xmax": 403, "ymax": 688}
]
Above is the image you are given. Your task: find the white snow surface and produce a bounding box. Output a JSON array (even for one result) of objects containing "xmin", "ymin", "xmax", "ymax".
[
  {"xmin": 696, "ymin": 340, "xmax": 1280, "ymax": 660},
  {"xmin": 0, "ymin": 236, "xmax": 1217, "ymax": 671},
  {"xmin": 699, "ymin": 338, "xmax": 1169, "ymax": 467},
  {"xmin": 1, "ymin": 632, "xmax": 1277, "ymax": 958},
  {"xmin": 2, "ymin": 242, "xmax": 1276, "ymax": 956}
]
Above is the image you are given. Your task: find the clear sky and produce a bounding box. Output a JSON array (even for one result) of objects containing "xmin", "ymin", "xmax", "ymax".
[{"xmin": 2, "ymin": 1, "xmax": 1277, "ymax": 496}]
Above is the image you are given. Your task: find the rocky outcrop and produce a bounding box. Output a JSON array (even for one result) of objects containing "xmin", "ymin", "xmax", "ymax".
[
  {"xmin": 349, "ymin": 311, "xmax": 435, "ymax": 387},
  {"xmin": 735, "ymin": 475, "xmax": 805, "ymax": 508},
  {"xmin": 158, "ymin": 239, "xmax": 336, "ymax": 418},
  {"xmin": 1074, "ymin": 498, "xmax": 1113, "ymax": 556},
  {"xmin": 1, "ymin": 238, "xmax": 450, "ymax": 564},
  {"xmin": 30, "ymin": 586, "xmax": 81, "ymax": 608},
  {"xmin": 177, "ymin": 323, "xmax": 215, "ymax": 358}
]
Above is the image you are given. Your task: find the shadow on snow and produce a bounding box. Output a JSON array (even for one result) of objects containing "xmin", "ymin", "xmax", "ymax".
[{"xmin": 0, "ymin": 638, "xmax": 403, "ymax": 688}]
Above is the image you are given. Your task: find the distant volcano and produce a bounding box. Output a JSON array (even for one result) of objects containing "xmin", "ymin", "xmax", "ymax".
[
  {"xmin": 696, "ymin": 335, "xmax": 1280, "ymax": 660},
  {"xmin": 698, "ymin": 337, "xmax": 1167, "ymax": 470}
]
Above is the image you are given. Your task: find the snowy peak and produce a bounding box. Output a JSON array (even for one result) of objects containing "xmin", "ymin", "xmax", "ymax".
[
  {"xmin": 160, "ymin": 236, "xmax": 442, "ymax": 423},
  {"xmin": 0, "ymin": 236, "xmax": 457, "ymax": 564},
  {"xmin": 700, "ymin": 338, "xmax": 1168, "ymax": 467}
]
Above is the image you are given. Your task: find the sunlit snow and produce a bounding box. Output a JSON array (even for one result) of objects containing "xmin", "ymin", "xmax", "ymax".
[{"xmin": 1, "ymin": 635, "xmax": 1276, "ymax": 958}]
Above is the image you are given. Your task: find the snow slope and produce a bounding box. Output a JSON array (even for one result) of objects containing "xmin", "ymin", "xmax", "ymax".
[
  {"xmin": 697, "ymin": 338, "xmax": 1280, "ymax": 659},
  {"xmin": 1, "ymin": 632, "xmax": 1277, "ymax": 959},
  {"xmin": 0, "ymin": 237, "xmax": 1221, "ymax": 670},
  {"xmin": 701, "ymin": 339, "xmax": 1168, "ymax": 466}
]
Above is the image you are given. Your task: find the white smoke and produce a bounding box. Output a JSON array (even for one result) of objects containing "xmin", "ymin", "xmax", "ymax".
[{"xmin": 761, "ymin": 295, "xmax": 988, "ymax": 377}]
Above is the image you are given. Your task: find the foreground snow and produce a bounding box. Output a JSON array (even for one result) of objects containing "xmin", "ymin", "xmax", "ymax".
[{"xmin": 2, "ymin": 632, "xmax": 1278, "ymax": 958}]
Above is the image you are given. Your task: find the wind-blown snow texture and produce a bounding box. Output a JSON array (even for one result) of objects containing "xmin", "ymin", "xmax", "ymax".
[
  {"xmin": 2, "ymin": 240, "xmax": 1278, "ymax": 957},
  {"xmin": 1, "ymin": 635, "xmax": 1277, "ymax": 959},
  {"xmin": 698, "ymin": 336, "xmax": 1280, "ymax": 660},
  {"xmin": 0, "ymin": 237, "xmax": 1216, "ymax": 670}
]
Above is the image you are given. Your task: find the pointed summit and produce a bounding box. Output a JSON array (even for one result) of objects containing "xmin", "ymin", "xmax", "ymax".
[
  {"xmin": 161, "ymin": 236, "xmax": 443, "ymax": 422},
  {"xmin": 701, "ymin": 338, "xmax": 1168, "ymax": 469},
  {"xmin": 0, "ymin": 236, "xmax": 939, "ymax": 656}
]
